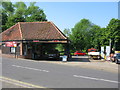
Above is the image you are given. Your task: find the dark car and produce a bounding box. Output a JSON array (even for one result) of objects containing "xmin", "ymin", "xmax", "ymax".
[
  {"xmin": 44, "ymin": 50, "xmax": 60, "ymax": 60},
  {"xmin": 114, "ymin": 53, "xmax": 120, "ymax": 64},
  {"xmin": 111, "ymin": 53, "xmax": 120, "ymax": 64}
]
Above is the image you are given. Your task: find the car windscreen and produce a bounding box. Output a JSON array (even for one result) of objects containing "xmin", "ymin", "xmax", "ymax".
[
  {"xmin": 116, "ymin": 54, "xmax": 120, "ymax": 59},
  {"xmin": 77, "ymin": 52, "xmax": 83, "ymax": 53}
]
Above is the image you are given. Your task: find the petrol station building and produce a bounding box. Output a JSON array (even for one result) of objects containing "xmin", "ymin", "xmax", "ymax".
[{"xmin": 0, "ymin": 22, "xmax": 70, "ymax": 60}]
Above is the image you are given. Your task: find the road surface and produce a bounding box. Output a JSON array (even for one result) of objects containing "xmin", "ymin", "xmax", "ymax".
[{"xmin": 1, "ymin": 57, "xmax": 119, "ymax": 88}]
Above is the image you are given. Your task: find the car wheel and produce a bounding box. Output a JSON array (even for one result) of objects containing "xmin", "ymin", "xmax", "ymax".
[
  {"xmin": 111, "ymin": 59, "xmax": 115, "ymax": 62},
  {"xmin": 115, "ymin": 59, "xmax": 118, "ymax": 64},
  {"xmin": 110, "ymin": 58, "xmax": 115, "ymax": 62}
]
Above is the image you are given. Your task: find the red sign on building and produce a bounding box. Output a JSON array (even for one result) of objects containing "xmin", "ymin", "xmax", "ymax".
[
  {"xmin": 33, "ymin": 40, "xmax": 40, "ymax": 42},
  {"xmin": 5, "ymin": 42, "xmax": 17, "ymax": 47}
]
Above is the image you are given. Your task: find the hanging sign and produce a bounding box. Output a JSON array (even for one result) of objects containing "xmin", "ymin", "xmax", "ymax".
[
  {"xmin": 53, "ymin": 40, "xmax": 59, "ymax": 42},
  {"xmin": 5, "ymin": 42, "xmax": 17, "ymax": 47},
  {"xmin": 33, "ymin": 40, "xmax": 40, "ymax": 42}
]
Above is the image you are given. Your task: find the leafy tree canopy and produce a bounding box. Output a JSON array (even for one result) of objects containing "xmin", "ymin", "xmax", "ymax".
[
  {"xmin": 69, "ymin": 19, "xmax": 95, "ymax": 51},
  {"xmin": 62, "ymin": 18, "xmax": 120, "ymax": 52},
  {"xmin": 1, "ymin": 1, "xmax": 47, "ymax": 32}
]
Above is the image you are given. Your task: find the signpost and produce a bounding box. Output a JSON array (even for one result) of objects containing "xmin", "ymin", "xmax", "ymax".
[
  {"xmin": 101, "ymin": 46, "xmax": 105, "ymax": 59},
  {"xmin": 106, "ymin": 46, "xmax": 110, "ymax": 61}
]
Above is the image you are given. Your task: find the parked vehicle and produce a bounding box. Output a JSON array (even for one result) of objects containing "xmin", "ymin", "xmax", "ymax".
[
  {"xmin": 44, "ymin": 49, "xmax": 60, "ymax": 60},
  {"xmin": 74, "ymin": 51, "xmax": 86, "ymax": 56},
  {"xmin": 88, "ymin": 48, "xmax": 96, "ymax": 52},
  {"xmin": 111, "ymin": 53, "xmax": 120, "ymax": 64},
  {"xmin": 115, "ymin": 53, "xmax": 120, "ymax": 64},
  {"xmin": 88, "ymin": 48, "xmax": 101, "ymax": 59}
]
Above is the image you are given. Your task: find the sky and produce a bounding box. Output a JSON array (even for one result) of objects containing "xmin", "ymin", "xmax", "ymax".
[{"xmin": 25, "ymin": 2, "xmax": 118, "ymax": 31}]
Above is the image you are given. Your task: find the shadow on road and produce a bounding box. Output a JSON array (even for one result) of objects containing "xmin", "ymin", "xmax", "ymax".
[
  {"xmin": 34, "ymin": 56, "xmax": 91, "ymax": 62},
  {"xmin": 68, "ymin": 56, "xmax": 90, "ymax": 62}
]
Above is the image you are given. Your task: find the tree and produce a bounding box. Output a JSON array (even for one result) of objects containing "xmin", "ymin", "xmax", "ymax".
[
  {"xmin": 99, "ymin": 28, "xmax": 108, "ymax": 46},
  {"xmin": 69, "ymin": 19, "xmax": 94, "ymax": 51},
  {"xmin": 5, "ymin": 2, "xmax": 27, "ymax": 29},
  {"xmin": 1, "ymin": 2, "xmax": 47, "ymax": 32},
  {"xmin": 63, "ymin": 28, "xmax": 71, "ymax": 37},
  {"xmin": 25, "ymin": 2, "xmax": 47, "ymax": 22},
  {"xmin": 1, "ymin": 2, "xmax": 14, "ymax": 31},
  {"xmin": 2, "ymin": 2, "xmax": 14, "ymax": 16},
  {"xmin": 66, "ymin": 18, "xmax": 120, "ymax": 52},
  {"xmin": 88, "ymin": 25, "xmax": 102, "ymax": 50},
  {"xmin": 105, "ymin": 18, "xmax": 120, "ymax": 50},
  {"xmin": 56, "ymin": 28, "xmax": 71, "ymax": 52}
]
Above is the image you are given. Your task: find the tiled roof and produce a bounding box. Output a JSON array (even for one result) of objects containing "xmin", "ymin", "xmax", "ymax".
[
  {"xmin": 0, "ymin": 22, "xmax": 67, "ymax": 41},
  {"xmin": 1, "ymin": 23, "xmax": 22, "ymax": 41}
]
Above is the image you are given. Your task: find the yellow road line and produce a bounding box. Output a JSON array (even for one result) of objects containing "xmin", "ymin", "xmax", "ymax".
[
  {"xmin": 0, "ymin": 78, "xmax": 31, "ymax": 88},
  {"xmin": 0, "ymin": 76, "xmax": 45, "ymax": 88}
]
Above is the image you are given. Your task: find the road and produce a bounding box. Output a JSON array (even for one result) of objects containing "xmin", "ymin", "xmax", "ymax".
[{"xmin": 1, "ymin": 57, "xmax": 119, "ymax": 88}]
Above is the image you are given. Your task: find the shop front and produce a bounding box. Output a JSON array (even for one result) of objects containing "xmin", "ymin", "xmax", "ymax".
[{"xmin": 0, "ymin": 22, "xmax": 70, "ymax": 60}]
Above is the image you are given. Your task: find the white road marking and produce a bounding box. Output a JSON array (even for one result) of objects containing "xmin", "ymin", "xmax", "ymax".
[
  {"xmin": 12, "ymin": 65, "xmax": 49, "ymax": 72},
  {"xmin": 73, "ymin": 75, "xmax": 119, "ymax": 84}
]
